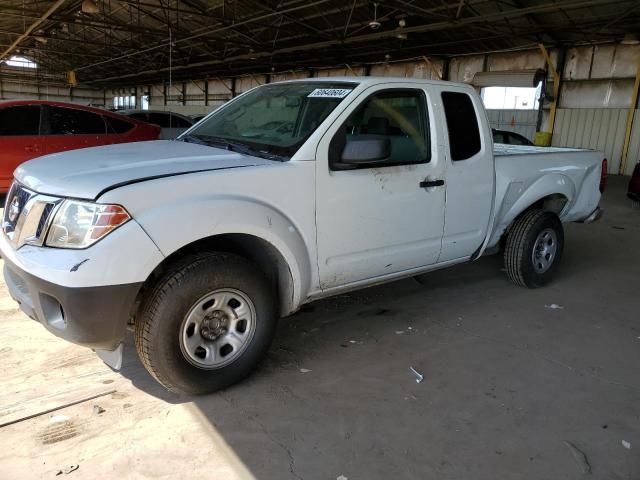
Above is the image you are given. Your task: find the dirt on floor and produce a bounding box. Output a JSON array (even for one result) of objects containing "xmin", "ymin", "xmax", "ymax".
[{"xmin": 0, "ymin": 176, "xmax": 639, "ymax": 480}]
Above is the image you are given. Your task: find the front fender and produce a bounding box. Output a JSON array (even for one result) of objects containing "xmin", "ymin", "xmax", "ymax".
[
  {"xmin": 489, "ymin": 172, "xmax": 575, "ymax": 246},
  {"xmin": 134, "ymin": 195, "xmax": 313, "ymax": 311}
]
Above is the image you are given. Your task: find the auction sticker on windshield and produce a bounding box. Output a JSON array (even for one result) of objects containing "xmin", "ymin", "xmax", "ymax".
[{"xmin": 308, "ymin": 88, "xmax": 352, "ymax": 98}]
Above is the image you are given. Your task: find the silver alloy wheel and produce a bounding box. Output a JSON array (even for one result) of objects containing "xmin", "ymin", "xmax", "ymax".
[
  {"xmin": 531, "ymin": 228, "xmax": 558, "ymax": 274},
  {"xmin": 179, "ymin": 288, "xmax": 256, "ymax": 369}
]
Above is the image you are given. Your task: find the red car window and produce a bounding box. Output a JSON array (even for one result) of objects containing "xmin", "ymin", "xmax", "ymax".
[
  {"xmin": 0, "ymin": 105, "xmax": 41, "ymax": 135},
  {"xmin": 105, "ymin": 115, "xmax": 134, "ymax": 134},
  {"xmin": 48, "ymin": 106, "xmax": 106, "ymax": 135}
]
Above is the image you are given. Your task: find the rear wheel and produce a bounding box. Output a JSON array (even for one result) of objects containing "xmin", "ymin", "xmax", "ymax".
[
  {"xmin": 504, "ymin": 209, "xmax": 564, "ymax": 288},
  {"xmin": 135, "ymin": 252, "xmax": 276, "ymax": 395},
  {"xmin": 631, "ymin": 199, "xmax": 640, "ymax": 210}
]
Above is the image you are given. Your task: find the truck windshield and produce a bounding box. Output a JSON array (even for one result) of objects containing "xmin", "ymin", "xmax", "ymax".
[{"xmin": 182, "ymin": 82, "xmax": 356, "ymax": 160}]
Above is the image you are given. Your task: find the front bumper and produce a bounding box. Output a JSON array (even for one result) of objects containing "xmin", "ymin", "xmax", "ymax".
[{"xmin": 3, "ymin": 253, "xmax": 141, "ymax": 351}]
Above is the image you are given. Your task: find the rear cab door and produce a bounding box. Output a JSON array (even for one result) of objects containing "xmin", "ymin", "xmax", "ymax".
[
  {"xmin": 0, "ymin": 104, "xmax": 43, "ymax": 190},
  {"xmin": 435, "ymin": 86, "xmax": 495, "ymax": 262},
  {"xmin": 315, "ymin": 82, "xmax": 448, "ymax": 290}
]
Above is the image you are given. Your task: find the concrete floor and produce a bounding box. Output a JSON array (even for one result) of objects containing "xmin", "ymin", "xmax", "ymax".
[{"xmin": 0, "ymin": 176, "xmax": 638, "ymax": 479}]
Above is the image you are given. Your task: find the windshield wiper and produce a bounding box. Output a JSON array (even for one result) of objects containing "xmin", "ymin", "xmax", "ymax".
[
  {"xmin": 188, "ymin": 134, "xmax": 287, "ymax": 162},
  {"xmin": 180, "ymin": 134, "xmax": 208, "ymax": 145}
]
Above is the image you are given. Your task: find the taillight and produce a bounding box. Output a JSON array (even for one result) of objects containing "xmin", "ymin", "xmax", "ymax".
[{"xmin": 599, "ymin": 158, "xmax": 607, "ymax": 193}]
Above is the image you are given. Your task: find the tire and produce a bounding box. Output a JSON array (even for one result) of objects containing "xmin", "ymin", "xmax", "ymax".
[
  {"xmin": 632, "ymin": 199, "xmax": 640, "ymax": 210},
  {"xmin": 135, "ymin": 252, "xmax": 276, "ymax": 395},
  {"xmin": 504, "ymin": 209, "xmax": 564, "ymax": 288}
]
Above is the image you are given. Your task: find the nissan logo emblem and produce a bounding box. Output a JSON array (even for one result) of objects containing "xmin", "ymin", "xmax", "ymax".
[{"xmin": 8, "ymin": 196, "xmax": 20, "ymax": 223}]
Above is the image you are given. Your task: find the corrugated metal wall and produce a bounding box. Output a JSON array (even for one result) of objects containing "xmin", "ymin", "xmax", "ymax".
[
  {"xmin": 553, "ymin": 108, "xmax": 640, "ymax": 175},
  {"xmin": 485, "ymin": 109, "xmax": 538, "ymax": 141}
]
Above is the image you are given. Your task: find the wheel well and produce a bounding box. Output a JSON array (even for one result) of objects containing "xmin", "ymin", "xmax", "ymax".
[
  {"xmin": 130, "ymin": 234, "xmax": 295, "ymax": 324},
  {"xmin": 499, "ymin": 193, "xmax": 568, "ymax": 249}
]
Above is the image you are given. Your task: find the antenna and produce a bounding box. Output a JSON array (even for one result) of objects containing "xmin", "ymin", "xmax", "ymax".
[{"xmin": 169, "ymin": 26, "xmax": 172, "ymax": 104}]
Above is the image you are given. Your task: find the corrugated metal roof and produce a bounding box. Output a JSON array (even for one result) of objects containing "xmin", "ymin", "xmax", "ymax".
[{"xmin": 1, "ymin": 0, "xmax": 639, "ymax": 86}]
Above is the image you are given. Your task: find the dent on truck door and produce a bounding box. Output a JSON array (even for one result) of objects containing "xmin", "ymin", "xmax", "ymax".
[
  {"xmin": 315, "ymin": 87, "xmax": 446, "ymax": 289},
  {"xmin": 438, "ymin": 90, "xmax": 493, "ymax": 261}
]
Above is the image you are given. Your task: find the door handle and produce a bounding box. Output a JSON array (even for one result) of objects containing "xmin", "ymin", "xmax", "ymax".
[{"xmin": 420, "ymin": 179, "xmax": 445, "ymax": 188}]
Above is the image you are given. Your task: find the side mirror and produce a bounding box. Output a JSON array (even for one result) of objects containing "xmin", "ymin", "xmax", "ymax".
[{"xmin": 340, "ymin": 135, "xmax": 390, "ymax": 164}]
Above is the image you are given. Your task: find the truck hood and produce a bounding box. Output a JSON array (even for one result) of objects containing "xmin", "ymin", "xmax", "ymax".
[{"xmin": 15, "ymin": 140, "xmax": 274, "ymax": 200}]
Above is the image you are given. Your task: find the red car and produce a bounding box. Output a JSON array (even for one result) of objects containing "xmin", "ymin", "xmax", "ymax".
[{"xmin": 0, "ymin": 100, "xmax": 160, "ymax": 192}]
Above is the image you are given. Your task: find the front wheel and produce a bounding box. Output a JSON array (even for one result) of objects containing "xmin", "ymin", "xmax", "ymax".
[
  {"xmin": 504, "ymin": 209, "xmax": 564, "ymax": 288},
  {"xmin": 135, "ymin": 252, "xmax": 276, "ymax": 394}
]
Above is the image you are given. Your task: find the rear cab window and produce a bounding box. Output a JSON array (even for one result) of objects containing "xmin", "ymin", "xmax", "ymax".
[{"xmin": 441, "ymin": 91, "xmax": 481, "ymax": 161}]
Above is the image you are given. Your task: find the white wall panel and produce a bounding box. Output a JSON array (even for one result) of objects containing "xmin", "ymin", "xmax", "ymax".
[
  {"xmin": 448, "ymin": 55, "xmax": 484, "ymax": 83},
  {"xmin": 552, "ymin": 108, "xmax": 638, "ymax": 174},
  {"xmin": 315, "ymin": 66, "xmax": 365, "ymax": 77},
  {"xmin": 236, "ymin": 75, "xmax": 266, "ymax": 93},
  {"xmin": 591, "ymin": 44, "xmax": 640, "ymax": 79},
  {"xmin": 560, "ymin": 79, "xmax": 635, "ymax": 108},
  {"xmin": 564, "ymin": 46, "xmax": 594, "ymax": 80},
  {"xmin": 485, "ymin": 109, "xmax": 538, "ymax": 141},
  {"xmin": 487, "ymin": 50, "xmax": 546, "ymax": 72},
  {"xmin": 271, "ymin": 71, "xmax": 309, "ymax": 82},
  {"xmin": 207, "ymin": 78, "xmax": 233, "ymax": 95},
  {"xmin": 625, "ymin": 110, "xmax": 640, "ymax": 176},
  {"xmin": 369, "ymin": 59, "xmax": 444, "ymax": 79}
]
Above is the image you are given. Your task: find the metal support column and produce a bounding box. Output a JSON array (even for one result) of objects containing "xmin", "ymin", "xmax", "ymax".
[
  {"xmin": 620, "ymin": 60, "xmax": 640, "ymax": 175},
  {"xmin": 538, "ymin": 43, "xmax": 561, "ymax": 141}
]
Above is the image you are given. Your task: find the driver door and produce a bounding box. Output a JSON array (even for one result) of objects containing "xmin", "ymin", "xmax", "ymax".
[{"xmin": 315, "ymin": 85, "xmax": 446, "ymax": 290}]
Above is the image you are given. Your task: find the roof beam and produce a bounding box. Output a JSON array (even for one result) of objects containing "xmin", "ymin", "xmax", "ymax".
[
  {"xmin": 0, "ymin": 0, "xmax": 68, "ymax": 62},
  {"xmin": 85, "ymin": 0, "xmax": 624, "ymax": 83}
]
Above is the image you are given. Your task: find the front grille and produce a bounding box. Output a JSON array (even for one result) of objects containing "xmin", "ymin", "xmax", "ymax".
[
  {"xmin": 2, "ymin": 183, "xmax": 35, "ymax": 236},
  {"xmin": 2, "ymin": 182, "xmax": 61, "ymax": 249},
  {"xmin": 36, "ymin": 203, "xmax": 56, "ymax": 238}
]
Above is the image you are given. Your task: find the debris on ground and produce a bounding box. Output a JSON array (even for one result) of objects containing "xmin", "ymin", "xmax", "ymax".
[
  {"xmin": 409, "ymin": 366, "xmax": 424, "ymax": 383},
  {"xmin": 545, "ymin": 303, "xmax": 564, "ymax": 309},
  {"xmin": 55, "ymin": 465, "xmax": 79, "ymax": 475},
  {"xmin": 563, "ymin": 441, "xmax": 591, "ymax": 474},
  {"xmin": 337, "ymin": 476, "xmax": 348, "ymax": 480},
  {"xmin": 622, "ymin": 440, "xmax": 631, "ymax": 449},
  {"xmin": 395, "ymin": 330, "xmax": 404, "ymax": 335},
  {"xmin": 299, "ymin": 368, "xmax": 311, "ymax": 373},
  {"xmin": 93, "ymin": 405, "xmax": 105, "ymax": 415}
]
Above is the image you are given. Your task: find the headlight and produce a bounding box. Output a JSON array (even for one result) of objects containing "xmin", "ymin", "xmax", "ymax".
[{"xmin": 46, "ymin": 200, "xmax": 131, "ymax": 249}]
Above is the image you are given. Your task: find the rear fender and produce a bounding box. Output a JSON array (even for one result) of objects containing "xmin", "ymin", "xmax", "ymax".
[{"xmin": 489, "ymin": 173, "xmax": 575, "ymax": 246}]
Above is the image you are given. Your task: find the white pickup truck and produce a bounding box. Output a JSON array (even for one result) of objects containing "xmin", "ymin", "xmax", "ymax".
[{"xmin": 1, "ymin": 78, "xmax": 606, "ymax": 394}]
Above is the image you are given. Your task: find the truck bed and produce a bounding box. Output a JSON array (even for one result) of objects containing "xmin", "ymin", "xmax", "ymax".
[
  {"xmin": 493, "ymin": 143, "xmax": 588, "ymax": 156},
  {"xmin": 488, "ymin": 143, "xmax": 604, "ymax": 248}
]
